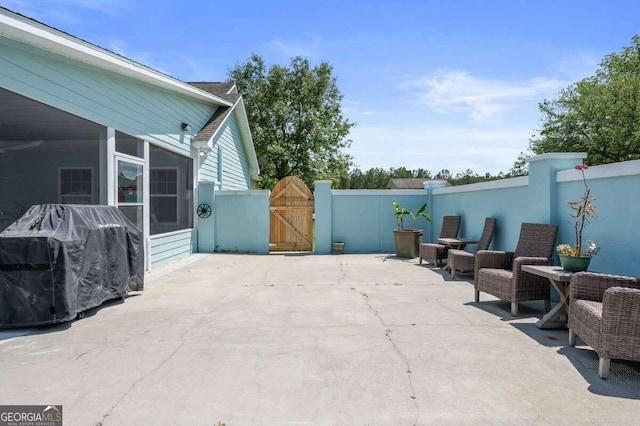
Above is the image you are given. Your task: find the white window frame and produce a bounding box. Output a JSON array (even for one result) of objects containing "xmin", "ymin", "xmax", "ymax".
[
  {"xmin": 58, "ymin": 167, "xmax": 94, "ymax": 204},
  {"xmin": 150, "ymin": 166, "xmax": 179, "ymax": 225}
]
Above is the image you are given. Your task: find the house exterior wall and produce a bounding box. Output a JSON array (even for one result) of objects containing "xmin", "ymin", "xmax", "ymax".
[
  {"xmin": 195, "ymin": 111, "xmax": 254, "ymax": 253},
  {"xmin": 198, "ymin": 113, "xmax": 251, "ymax": 190},
  {"xmin": 149, "ymin": 229, "xmax": 194, "ymax": 269},
  {"xmin": 0, "ymin": 36, "xmax": 215, "ymax": 156},
  {"xmin": 1, "ymin": 32, "xmax": 257, "ymax": 269}
]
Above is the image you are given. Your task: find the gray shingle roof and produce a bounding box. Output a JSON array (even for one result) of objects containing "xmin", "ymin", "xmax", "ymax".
[
  {"xmin": 189, "ymin": 82, "xmax": 238, "ymax": 99},
  {"xmin": 189, "ymin": 82, "xmax": 242, "ymax": 142}
]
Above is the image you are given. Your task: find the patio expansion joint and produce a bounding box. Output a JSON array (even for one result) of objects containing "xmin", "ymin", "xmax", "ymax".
[
  {"xmin": 96, "ymin": 335, "xmax": 187, "ymax": 424},
  {"xmin": 336, "ymin": 256, "xmax": 346, "ymax": 285},
  {"xmin": 349, "ymin": 286, "xmax": 420, "ymax": 426}
]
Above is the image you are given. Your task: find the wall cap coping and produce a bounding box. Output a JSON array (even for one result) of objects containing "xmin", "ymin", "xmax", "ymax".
[
  {"xmin": 332, "ymin": 190, "xmax": 426, "ymax": 196},
  {"xmin": 557, "ymin": 158, "xmax": 640, "ymax": 182},
  {"xmin": 216, "ymin": 190, "xmax": 270, "ymax": 196},
  {"xmin": 433, "ymin": 176, "xmax": 528, "ymax": 195},
  {"xmin": 526, "ymin": 152, "xmax": 587, "ymax": 163}
]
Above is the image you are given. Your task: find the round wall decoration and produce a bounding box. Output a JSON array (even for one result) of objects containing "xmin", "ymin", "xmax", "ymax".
[{"xmin": 197, "ymin": 203, "xmax": 212, "ymax": 218}]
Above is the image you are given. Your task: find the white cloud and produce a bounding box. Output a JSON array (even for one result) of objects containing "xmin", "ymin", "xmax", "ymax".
[
  {"xmin": 267, "ymin": 35, "xmax": 322, "ymax": 58},
  {"xmin": 400, "ymin": 69, "xmax": 566, "ymax": 121},
  {"xmin": 3, "ymin": 0, "xmax": 126, "ymax": 23},
  {"xmin": 346, "ymin": 124, "xmax": 531, "ymax": 175},
  {"xmin": 106, "ymin": 39, "xmax": 171, "ymax": 75},
  {"xmin": 57, "ymin": 0, "xmax": 126, "ymax": 16},
  {"xmin": 342, "ymin": 100, "xmax": 379, "ymax": 117}
]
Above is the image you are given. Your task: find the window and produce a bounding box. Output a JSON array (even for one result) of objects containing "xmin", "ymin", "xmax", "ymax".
[
  {"xmin": 59, "ymin": 168, "xmax": 93, "ymax": 204},
  {"xmin": 149, "ymin": 145, "xmax": 192, "ymax": 235},
  {"xmin": 150, "ymin": 167, "xmax": 178, "ymax": 224}
]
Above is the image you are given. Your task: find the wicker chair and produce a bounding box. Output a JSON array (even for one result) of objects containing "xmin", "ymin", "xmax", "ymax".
[
  {"xmin": 418, "ymin": 216, "xmax": 461, "ymax": 266},
  {"xmin": 474, "ymin": 223, "xmax": 558, "ymax": 316},
  {"xmin": 447, "ymin": 217, "xmax": 497, "ymax": 279},
  {"xmin": 568, "ymin": 272, "xmax": 640, "ymax": 379}
]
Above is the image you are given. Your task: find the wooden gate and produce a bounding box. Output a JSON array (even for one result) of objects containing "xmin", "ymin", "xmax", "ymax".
[{"xmin": 269, "ymin": 176, "xmax": 314, "ymax": 252}]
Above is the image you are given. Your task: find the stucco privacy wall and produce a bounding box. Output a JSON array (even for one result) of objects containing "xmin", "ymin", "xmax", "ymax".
[
  {"xmin": 314, "ymin": 181, "xmax": 432, "ymax": 254},
  {"xmin": 432, "ymin": 155, "xmax": 640, "ymax": 277},
  {"xmin": 555, "ymin": 159, "xmax": 640, "ymax": 277},
  {"xmin": 213, "ymin": 190, "xmax": 270, "ymax": 254},
  {"xmin": 430, "ymin": 178, "xmax": 529, "ymax": 252},
  {"xmin": 316, "ymin": 154, "xmax": 640, "ymax": 278}
]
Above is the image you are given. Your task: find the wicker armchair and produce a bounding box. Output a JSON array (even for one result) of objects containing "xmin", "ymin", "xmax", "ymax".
[
  {"xmin": 568, "ymin": 272, "xmax": 640, "ymax": 379},
  {"xmin": 447, "ymin": 217, "xmax": 497, "ymax": 279},
  {"xmin": 419, "ymin": 216, "xmax": 461, "ymax": 266},
  {"xmin": 474, "ymin": 223, "xmax": 558, "ymax": 316}
]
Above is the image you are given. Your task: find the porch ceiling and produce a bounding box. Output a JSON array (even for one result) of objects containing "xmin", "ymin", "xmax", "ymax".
[{"xmin": 0, "ymin": 87, "xmax": 102, "ymax": 142}]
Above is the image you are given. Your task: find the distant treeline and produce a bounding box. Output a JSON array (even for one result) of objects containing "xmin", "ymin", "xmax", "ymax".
[{"xmin": 334, "ymin": 162, "xmax": 528, "ymax": 189}]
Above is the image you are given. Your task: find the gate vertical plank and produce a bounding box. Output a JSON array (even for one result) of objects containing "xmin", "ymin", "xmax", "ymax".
[{"xmin": 269, "ymin": 176, "xmax": 314, "ymax": 252}]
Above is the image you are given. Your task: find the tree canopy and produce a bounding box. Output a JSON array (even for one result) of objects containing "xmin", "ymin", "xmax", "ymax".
[
  {"xmin": 228, "ymin": 54, "xmax": 355, "ymax": 189},
  {"xmin": 530, "ymin": 35, "xmax": 640, "ymax": 164}
]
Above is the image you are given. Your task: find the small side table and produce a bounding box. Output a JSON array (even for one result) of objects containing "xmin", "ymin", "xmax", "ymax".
[
  {"xmin": 437, "ymin": 237, "xmax": 479, "ymax": 251},
  {"xmin": 437, "ymin": 238, "xmax": 479, "ymax": 273},
  {"xmin": 521, "ymin": 265, "xmax": 573, "ymax": 329}
]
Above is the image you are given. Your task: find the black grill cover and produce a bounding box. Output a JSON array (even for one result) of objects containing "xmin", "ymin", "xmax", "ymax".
[{"xmin": 0, "ymin": 204, "xmax": 144, "ymax": 328}]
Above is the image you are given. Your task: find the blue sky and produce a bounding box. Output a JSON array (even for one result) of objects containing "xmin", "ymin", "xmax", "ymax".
[{"xmin": 4, "ymin": 0, "xmax": 640, "ymax": 175}]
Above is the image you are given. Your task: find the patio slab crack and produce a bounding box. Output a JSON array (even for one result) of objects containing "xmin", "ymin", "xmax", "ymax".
[
  {"xmin": 350, "ymin": 286, "xmax": 420, "ymax": 426},
  {"xmin": 96, "ymin": 337, "xmax": 187, "ymax": 425}
]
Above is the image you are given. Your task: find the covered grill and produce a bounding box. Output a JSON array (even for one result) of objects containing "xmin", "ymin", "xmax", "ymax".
[{"xmin": 0, "ymin": 204, "xmax": 143, "ymax": 328}]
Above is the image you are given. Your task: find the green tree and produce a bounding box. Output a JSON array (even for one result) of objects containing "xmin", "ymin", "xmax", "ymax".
[
  {"xmin": 530, "ymin": 35, "xmax": 640, "ymax": 164},
  {"xmin": 228, "ymin": 54, "xmax": 355, "ymax": 189}
]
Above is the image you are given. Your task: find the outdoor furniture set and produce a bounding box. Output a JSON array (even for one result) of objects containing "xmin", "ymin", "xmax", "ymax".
[{"xmin": 421, "ymin": 218, "xmax": 640, "ymax": 379}]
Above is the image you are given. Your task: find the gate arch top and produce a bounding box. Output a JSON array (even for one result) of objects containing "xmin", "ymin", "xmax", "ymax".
[{"xmin": 269, "ymin": 176, "xmax": 314, "ymax": 252}]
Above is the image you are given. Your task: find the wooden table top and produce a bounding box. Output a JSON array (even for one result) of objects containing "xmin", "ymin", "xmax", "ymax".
[
  {"xmin": 437, "ymin": 238, "xmax": 479, "ymax": 245},
  {"xmin": 521, "ymin": 264, "xmax": 573, "ymax": 282}
]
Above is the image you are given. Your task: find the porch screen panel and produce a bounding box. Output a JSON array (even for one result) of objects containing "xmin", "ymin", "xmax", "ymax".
[{"xmin": 149, "ymin": 146, "xmax": 193, "ymax": 235}]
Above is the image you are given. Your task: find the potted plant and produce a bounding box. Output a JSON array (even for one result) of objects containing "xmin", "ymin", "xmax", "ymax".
[
  {"xmin": 392, "ymin": 200, "xmax": 431, "ymax": 258},
  {"xmin": 556, "ymin": 164, "xmax": 600, "ymax": 272}
]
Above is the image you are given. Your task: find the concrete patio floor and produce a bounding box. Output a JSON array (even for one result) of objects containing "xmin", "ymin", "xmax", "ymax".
[{"xmin": 1, "ymin": 253, "xmax": 639, "ymax": 425}]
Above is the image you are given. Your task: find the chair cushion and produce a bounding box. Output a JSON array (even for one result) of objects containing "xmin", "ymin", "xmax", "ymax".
[
  {"xmin": 419, "ymin": 243, "xmax": 447, "ymax": 260},
  {"xmin": 480, "ymin": 268, "xmax": 513, "ymax": 281},
  {"xmin": 569, "ymin": 300, "xmax": 602, "ymax": 350},
  {"xmin": 477, "ymin": 268, "xmax": 514, "ymax": 301},
  {"xmin": 448, "ymin": 249, "xmax": 475, "ymax": 271}
]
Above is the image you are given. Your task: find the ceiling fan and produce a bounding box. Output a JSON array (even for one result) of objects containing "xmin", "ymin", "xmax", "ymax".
[
  {"xmin": 0, "ymin": 124, "xmax": 44, "ymax": 153},
  {"xmin": 0, "ymin": 139, "xmax": 44, "ymax": 154}
]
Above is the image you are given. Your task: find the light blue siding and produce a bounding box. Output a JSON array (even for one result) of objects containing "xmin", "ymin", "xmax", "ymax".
[
  {"xmin": 1, "ymin": 32, "xmax": 259, "ymax": 266},
  {"xmin": 150, "ymin": 230, "xmax": 193, "ymax": 268},
  {"xmin": 0, "ymin": 37, "xmax": 216, "ymax": 156},
  {"xmin": 198, "ymin": 112, "xmax": 251, "ymax": 189}
]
